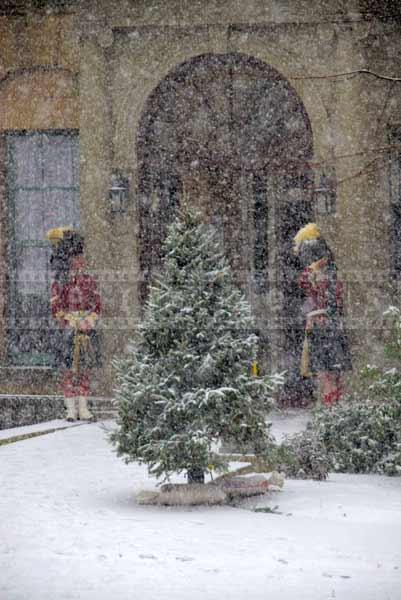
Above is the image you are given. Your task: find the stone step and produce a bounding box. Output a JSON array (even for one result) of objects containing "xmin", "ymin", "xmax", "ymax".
[
  {"xmin": 93, "ymin": 411, "xmax": 118, "ymax": 420},
  {"xmin": 89, "ymin": 398, "xmax": 118, "ymax": 421},
  {"xmin": 0, "ymin": 395, "xmax": 117, "ymax": 430},
  {"xmin": 89, "ymin": 397, "xmax": 118, "ymax": 410}
]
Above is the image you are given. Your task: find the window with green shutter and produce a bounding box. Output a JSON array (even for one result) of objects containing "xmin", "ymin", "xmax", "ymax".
[{"xmin": 5, "ymin": 130, "xmax": 80, "ymax": 365}]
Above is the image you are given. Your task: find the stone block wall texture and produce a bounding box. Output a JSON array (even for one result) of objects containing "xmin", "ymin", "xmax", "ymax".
[
  {"xmin": 0, "ymin": 395, "xmax": 64, "ymax": 429},
  {"xmin": 0, "ymin": 395, "xmax": 117, "ymax": 430}
]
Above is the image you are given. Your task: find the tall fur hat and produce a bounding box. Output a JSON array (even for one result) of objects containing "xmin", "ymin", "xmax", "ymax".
[
  {"xmin": 297, "ymin": 237, "xmax": 330, "ymax": 268},
  {"xmin": 293, "ymin": 223, "xmax": 321, "ymax": 253},
  {"xmin": 293, "ymin": 223, "xmax": 332, "ymax": 267},
  {"xmin": 45, "ymin": 226, "xmax": 73, "ymax": 245},
  {"xmin": 47, "ymin": 227, "xmax": 84, "ymax": 276}
]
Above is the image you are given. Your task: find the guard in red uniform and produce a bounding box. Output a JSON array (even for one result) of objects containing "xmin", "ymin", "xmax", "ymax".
[
  {"xmin": 47, "ymin": 228, "xmax": 102, "ymax": 421},
  {"xmin": 293, "ymin": 223, "xmax": 352, "ymax": 405}
]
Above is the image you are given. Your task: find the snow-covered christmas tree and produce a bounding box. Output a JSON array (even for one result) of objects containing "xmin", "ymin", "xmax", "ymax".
[{"xmin": 111, "ymin": 208, "xmax": 280, "ymax": 482}]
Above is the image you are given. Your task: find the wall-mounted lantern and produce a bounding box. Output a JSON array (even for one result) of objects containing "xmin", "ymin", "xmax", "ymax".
[
  {"xmin": 109, "ymin": 172, "xmax": 129, "ymax": 213},
  {"xmin": 314, "ymin": 168, "xmax": 337, "ymax": 216}
]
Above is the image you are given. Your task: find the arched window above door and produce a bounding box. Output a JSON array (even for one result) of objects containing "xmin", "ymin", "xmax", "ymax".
[{"xmin": 138, "ymin": 53, "xmax": 313, "ymax": 193}]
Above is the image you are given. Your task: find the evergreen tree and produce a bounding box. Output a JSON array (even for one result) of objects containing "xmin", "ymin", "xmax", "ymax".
[
  {"xmin": 111, "ymin": 209, "xmax": 280, "ymax": 482},
  {"xmin": 362, "ymin": 305, "xmax": 401, "ymax": 404}
]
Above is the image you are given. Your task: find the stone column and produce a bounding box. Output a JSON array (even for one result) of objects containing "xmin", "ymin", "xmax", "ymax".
[{"xmin": 79, "ymin": 33, "xmax": 117, "ymax": 395}]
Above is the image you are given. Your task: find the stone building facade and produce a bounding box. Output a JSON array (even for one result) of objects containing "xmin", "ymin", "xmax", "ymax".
[{"xmin": 0, "ymin": 0, "xmax": 400, "ymax": 425}]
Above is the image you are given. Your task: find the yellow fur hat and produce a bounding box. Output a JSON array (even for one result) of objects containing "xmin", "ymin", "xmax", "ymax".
[
  {"xmin": 293, "ymin": 223, "xmax": 321, "ymax": 253},
  {"xmin": 45, "ymin": 226, "xmax": 73, "ymax": 245}
]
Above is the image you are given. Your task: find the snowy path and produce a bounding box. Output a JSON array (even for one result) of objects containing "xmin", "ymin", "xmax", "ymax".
[
  {"xmin": 1, "ymin": 421, "xmax": 401, "ymax": 600},
  {"xmin": 0, "ymin": 419, "xmax": 82, "ymax": 441}
]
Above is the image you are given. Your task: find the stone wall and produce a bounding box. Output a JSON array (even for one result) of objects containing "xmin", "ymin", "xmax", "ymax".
[
  {"xmin": 0, "ymin": 395, "xmax": 117, "ymax": 430},
  {"xmin": 0, "ymin": 395, "xmax": 64, "ymax": 429}
]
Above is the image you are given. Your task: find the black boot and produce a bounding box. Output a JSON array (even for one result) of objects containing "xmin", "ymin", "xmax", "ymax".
[{"xmin": 187, "ymin": 466, "xmax": 205, "ymax": 484}]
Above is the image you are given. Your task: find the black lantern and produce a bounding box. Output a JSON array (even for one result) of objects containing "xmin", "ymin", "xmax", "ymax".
[
  {"xmin": 314, "ymin": 169, "xmax": 336, "ymax": 216},
  {"xmin": 109, "ymin": 173, "xmax": 129, "ymax": 213}
]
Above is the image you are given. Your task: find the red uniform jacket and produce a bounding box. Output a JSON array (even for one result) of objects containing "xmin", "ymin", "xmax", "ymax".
[
  {"xmin": 297, "ymin": 258, "xmax": 343, "ymax": 316},
  {"xmin": 51, "ymin": 273, "xmax": 101, "ymax": 328}
]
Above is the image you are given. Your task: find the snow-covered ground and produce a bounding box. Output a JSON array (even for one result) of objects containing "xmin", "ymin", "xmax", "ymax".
[
  {"xmin": 0, "ymin": 418, "xmax": 82, "ymax": 441},
  {"xmin": 1, "ymin": 414, "xmax": 401, "ymax": 600},
  {"xmin": 269, "ymin": 408, "xmax": 311, "ymax": 442}
]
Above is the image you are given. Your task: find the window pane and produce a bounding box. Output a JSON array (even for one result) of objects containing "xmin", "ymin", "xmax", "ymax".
[
  {"xmin": 71, "ymin": 136, "xmax": 80, "ymax": 186},
  {"xmin": 11, "ymin": 136, "xmax": 41, "ymax": 188},
  {"xmin": 15, "ymin": 189, "xmax": 80, "ymax": 242},
  {"xmin": 43, "ymin": 190, "xmax": 79, "ymax": 233},
  {"xmin": 14, "ymin": 190, "xmax": 45, "ymax": 241},
  {"xmin": 73, "ymin": 190, "xmax": 80, "ymax": 225},
  {"xmin": 42, "ymin": 134, "xmax": 75, "ymax": 187},
  {"xmin": 16, "ymin": 245, "xmax": 50, "ymax": 295}
]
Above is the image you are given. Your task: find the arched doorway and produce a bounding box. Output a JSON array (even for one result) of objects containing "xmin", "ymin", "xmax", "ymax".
[{"xmin": 137, "ymin": 53, "xmax": 314, "ymax": 403}]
